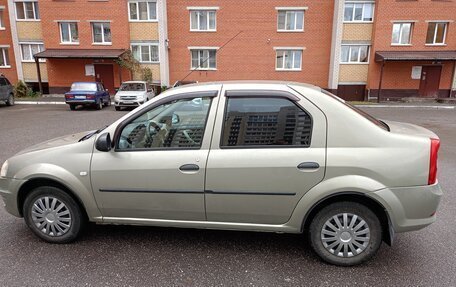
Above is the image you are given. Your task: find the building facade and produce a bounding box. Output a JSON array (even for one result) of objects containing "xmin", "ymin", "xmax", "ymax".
[{"xmin": 0, "ymin": 0, "xmax": 455, "ymax": 100}]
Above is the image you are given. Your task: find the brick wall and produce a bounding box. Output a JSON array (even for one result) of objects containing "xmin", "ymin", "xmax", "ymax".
[
  {"xmin": 0, "ymin": 0, "xmax": 18, "ymax": 83},
  {"xmin": 167, "ymin": 0, "xmax": 335, "ymax": 88}
]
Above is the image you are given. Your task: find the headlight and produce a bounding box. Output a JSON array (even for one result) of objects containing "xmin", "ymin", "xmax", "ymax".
[
  {"xmin": 114, "ymin": 94, "xmax": 120, "ymax": 100},
  {"xmin": 0, "ymin": 160, "xmax": 8, "ymax": 178}
]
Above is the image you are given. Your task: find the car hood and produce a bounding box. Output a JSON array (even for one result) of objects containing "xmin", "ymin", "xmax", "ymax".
[
  {"xmin": 383, "ymin": 120, "xmax": 438, "ymax": 139},
  {"xmin": 16, "ymin": 130, "xmax": 94, "ymax": 155},
  {"xmin": 115, "ymin": 91, "xmax": 146, "ymax": 96}
]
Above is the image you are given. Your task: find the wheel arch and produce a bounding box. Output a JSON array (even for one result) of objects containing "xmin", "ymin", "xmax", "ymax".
[{"xmin": 302, "ymin": 192, "xmax": 393, "ymax": 246}]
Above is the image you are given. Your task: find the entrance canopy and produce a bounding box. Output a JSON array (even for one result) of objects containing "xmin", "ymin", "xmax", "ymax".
[
  {"xmin": 375, "ymin": 50, "xmax": 456, "ymax": 62},
  {"xmin": 33, "ymin": 49, "xmax": 127, "ymax": 60}
]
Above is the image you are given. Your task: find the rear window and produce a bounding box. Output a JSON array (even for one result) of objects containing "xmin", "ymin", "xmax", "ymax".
[
  {"xmin": 321, "ymin": 90, "xmax": 389, "ymax": 131},
  {"xmin": 71, "ymin": 83, "xmax": 97, "ymax": 91},
  {"xmin": 120, "ymin": 83, "xmax": 145, "ymax": 91}
]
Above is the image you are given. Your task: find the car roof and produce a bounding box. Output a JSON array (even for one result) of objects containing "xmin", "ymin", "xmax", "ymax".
[
  {"xmin": 122, "ymin": 81, "xmax": 147, "ymax": 84},
  {"xmin": 72, "ymin": 82, "xmax": 99, "ymax": 84}
]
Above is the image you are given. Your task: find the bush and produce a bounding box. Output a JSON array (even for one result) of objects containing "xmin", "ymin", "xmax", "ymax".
[
  {"xmin": 142, "ymin": 67, "xmax": 153, "ymax": 83},
  {"xmin": 13, "ymin": 80, "xmax": 40, "ymax": 98}
]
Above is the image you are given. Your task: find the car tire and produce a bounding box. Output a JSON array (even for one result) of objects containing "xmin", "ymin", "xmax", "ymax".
[
  {"xmin": 104, "ymin": 97, "xmax": 111, "ymax": 107},
  {"xmin": 6, "ymin": 93, "xmax": 14, "ymax": 106},
  {"xmin": 23, "ymin": 186, "xmax": 86, "ymax": 244},
  {"xmin": 69, "ymin": 104, "xmax": 76, "ymax": 111},
  {"xmin": 115, "ymin": 106, "xmax": 121, "ymax": 111},
  {"xmin": 96, "ymin": 100, "xmax": 103, "ymax": 110},
  {"xmin": 309, "ymin": 202, "xmax": 382, "ymax": 266}
]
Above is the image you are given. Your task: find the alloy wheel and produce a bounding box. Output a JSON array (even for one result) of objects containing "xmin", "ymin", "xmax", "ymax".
[{"xmin": 31, "ymin": 196, "xmax": 72, "ymax": 237}]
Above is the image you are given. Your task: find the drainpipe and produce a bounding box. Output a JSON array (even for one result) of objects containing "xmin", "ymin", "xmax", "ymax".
[{"xmin": 377, "ymin": 60, "xmax": 385, "ymax": 103}]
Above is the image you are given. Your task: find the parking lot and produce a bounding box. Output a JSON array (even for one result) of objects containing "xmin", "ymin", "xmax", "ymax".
[{"xmin": 0, "ymin": 104, "xmax": 455, "ymax": 286}]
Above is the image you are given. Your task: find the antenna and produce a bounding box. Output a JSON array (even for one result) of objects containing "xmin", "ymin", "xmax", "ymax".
[{"xmin": 179, "ymin": 30, "xmax": 243, "ymax": 82}]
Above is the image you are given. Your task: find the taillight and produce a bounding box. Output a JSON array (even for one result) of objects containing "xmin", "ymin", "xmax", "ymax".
[
  {"xmin": 86, "ymin": 94, "xmax": 95, "ymax": 99},
  {"xmin": 65, "ymin": 94, "xmax": 74, "ymax": 99},
  {"xmin": 428, "ymin": 138, "xmax": 440, "ymax": 185}
]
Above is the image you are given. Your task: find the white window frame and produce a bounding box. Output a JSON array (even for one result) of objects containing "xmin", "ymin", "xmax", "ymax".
[
  {"xmin": 340, "ymin": 45, "xmax": 370, "ymax": 64},
  {"xmin": 91, "ymin": 22, "xmax": 112, "ymax": 45},
  {"xmin": 189, "ymin": 10, "xmax": 217, "ymax": 32},
  {"xmin": 15, "ymin": 1, "xmax": 40, "ymax": 21},
  {"xmin": 343, "ymin": 2, "xmax": 375, "ymax": 23},
  {"xmin": 128, "ymin": 1, "xmax": 157, "ymax": 22},
  {"xmin": 391, "ymin": 22, "xmax": 413, "ymax": 46},
  {"xmin": 0, "ymin": 8, "xmax": 5, "ymax": 29},
  {"xmin": 59, "ymin": 22, "xmax": 79, "ymax": 45},
  {"xmin": 426, "ymin": 22, "xmax": 448, "ymax": 46},
  {"xmin": 131, "ymin": 43, "xmax": 159, "ymax": 63},
  {"xmin": 19, "ymin": 42, "xmax": 45, "ymax": 62},
  {"xmin": 189, "ymin": 48, "xmax": 218, "ymax": 70},
  {"xmin": 274, "ymin": 48, "xmax": 303, "ymax": 71},
  {"xmin": 0, "ymin": 47, "xmax": 10, "ymax": 68},
  {"xmin": 276, "ymin": 10, "xmax": 305, "ymax": 32}
]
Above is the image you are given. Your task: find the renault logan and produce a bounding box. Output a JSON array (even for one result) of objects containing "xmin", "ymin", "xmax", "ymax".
[{"xmin": 0, "ymin": 82, "xmax": 442, "ymax": 266}]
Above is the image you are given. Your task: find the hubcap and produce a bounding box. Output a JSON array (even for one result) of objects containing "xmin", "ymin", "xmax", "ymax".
[
  {"xmin": 321, "ymin": 213, "xmax": 370, "ymax": 258},
  {"xmin": 31, "ymin": 196, "xmax": 72, "ymax": 237}
]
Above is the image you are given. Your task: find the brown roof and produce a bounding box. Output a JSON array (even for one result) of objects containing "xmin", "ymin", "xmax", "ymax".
[
  {"xmin": 375, "ymin": 51, "xmax": 456, "ymax": 62},
  {"xmin": 34, "ymin": 49, "xmax": 127, "ymax": 59}
]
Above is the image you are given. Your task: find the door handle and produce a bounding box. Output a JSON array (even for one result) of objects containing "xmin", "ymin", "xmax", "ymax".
[
  {"xmin": 179, "ymin": 164, "xmax": 200, "ymax": 172},
  {"xmin": 297, "ymin": 162, "xmax": 320, "ymax": 170}
]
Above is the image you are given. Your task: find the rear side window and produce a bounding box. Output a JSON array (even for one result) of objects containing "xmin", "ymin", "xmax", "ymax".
[{"xmin": 221, "ymin": 97, "xmax": 312, "ymax": 147}]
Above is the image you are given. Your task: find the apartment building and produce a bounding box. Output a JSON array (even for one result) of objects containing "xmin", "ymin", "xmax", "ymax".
[{"xmin": 0, "ymin": 0, "xmax": 455, "ymax": 100}]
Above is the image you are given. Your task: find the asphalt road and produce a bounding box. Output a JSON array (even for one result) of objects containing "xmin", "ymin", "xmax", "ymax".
[{"xmin": 0, "ymin": 104, "xmax": 455, "ymax": 286}]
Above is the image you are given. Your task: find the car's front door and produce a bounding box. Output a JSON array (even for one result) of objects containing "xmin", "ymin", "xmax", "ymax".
[
  {"xmin": 205, "ymin": 89, "xmax": 327, "ymax": 225},
  {"xmin": 90, "ymin": 91, "xmax": 219, "ymax": 221}
]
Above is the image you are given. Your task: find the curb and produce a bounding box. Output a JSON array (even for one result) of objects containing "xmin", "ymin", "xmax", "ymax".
[{"xmin": 16, "ymin": 101, "xmax": 116, "ymax": 105}]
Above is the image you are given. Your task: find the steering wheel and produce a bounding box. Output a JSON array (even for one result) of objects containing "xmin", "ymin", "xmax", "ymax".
[
  {"xmin": 146, "ymin": 121, "xmax": 161, "ymax": 141},
  {"xmin": 182, "ymin": 130, "xmax": 197, "ymax": 145}
]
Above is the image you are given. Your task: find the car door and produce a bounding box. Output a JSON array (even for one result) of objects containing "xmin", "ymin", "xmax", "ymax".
[
  {"xmin": 205, "ymin": 88, "xmax": 327, "ymax": 225},
  {"xmin": 0, "ymin": 78, "xmax": 7, "ymax": 100},
  {"xmin": 90, "ymin": 90, "xmax": 219, "ymax": 221}
]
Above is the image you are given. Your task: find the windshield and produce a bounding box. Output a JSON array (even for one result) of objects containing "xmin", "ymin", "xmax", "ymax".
[
  {"xmin": 120, "ymin": 83, "xmax": 145, "ymax": 91},
  {"xmin": 71, "ymin": 83, "xmax": 97, "ymax": 91},
  {"xmin": 321, "ymin": 90, "xmax": 389, "ymax": 131}
]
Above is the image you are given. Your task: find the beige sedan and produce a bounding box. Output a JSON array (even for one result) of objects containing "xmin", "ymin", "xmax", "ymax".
[{"xmin": 0, "ymin": 81, "xmax": 442, "ymax": 266}]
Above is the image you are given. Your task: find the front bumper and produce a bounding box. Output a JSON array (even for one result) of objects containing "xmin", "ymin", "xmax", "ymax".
[
  {"xmin": 367, "ymin": 182, "xmax": 443, "ymax": 233},
  {"xmin": 114, "ymin": 100, "xmax": 144, "ymax": 107},
  {"xmin": 0, "ymin": 177, "xmax": 26, "ymax": 217}
]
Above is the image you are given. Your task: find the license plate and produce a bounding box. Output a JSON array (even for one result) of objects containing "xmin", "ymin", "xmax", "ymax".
[
  {"xmin": 75, "ymin": 96, "xmax": 86, "ymax": 99},
  {"xmin": 123, "ymin": 101, "xmax": 134, "ymax": 104}
]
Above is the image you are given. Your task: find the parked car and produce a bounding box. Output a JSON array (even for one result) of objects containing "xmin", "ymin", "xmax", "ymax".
[
  {"xmin": 114, "ymin": 81, "xmax": 155, "ymax": 111},
  {"xmin": 65, "ymin": 82, "xmax": 111, "ymax": 110},
  {"xmin": 0, "ymin": 81, "xmax": 442, "ymax": 266},
  {"xmin": 0, "ymin": 75, "xmax": 14, "ymax": 106}
]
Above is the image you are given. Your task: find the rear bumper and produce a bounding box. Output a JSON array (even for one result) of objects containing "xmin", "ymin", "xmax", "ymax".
[
  {"xmin": 66, "ymin": 100, "xmax": 97, "ymax": 105},
  {"xmin": 367, "ymin": 182, "xmax": 443, "ymax": 233},
  {"xmin": 0, "ymin": 177, "xmax": 26, "ymax": 218}
]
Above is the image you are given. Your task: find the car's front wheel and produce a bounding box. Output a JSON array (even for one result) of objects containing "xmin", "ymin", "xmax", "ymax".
[
  {"xmin": 309, "ymin": 202, "xmax": 382, "ymax": 266},
  {"xmin": 6, "ymin": 93, "xmax": 14, "ymax": 106},
  {"xmin": 115, "ymin": 106, "xmax": 121, "ymax": 111},
  {"xmin": 23, "ymin": 186, "xmax": 86, "ymax": 243}
]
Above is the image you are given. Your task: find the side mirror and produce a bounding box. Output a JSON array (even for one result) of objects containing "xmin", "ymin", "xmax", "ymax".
[
  {"xmin": 172, "ymin": 113, "xmax": 180, "ymax": 124},
  {"xmin": 96, "ymin": 132, "xmax": 112, "ymax": 152}
]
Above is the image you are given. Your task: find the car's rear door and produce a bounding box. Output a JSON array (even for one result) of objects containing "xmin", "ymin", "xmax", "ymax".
[
  {"xmin": 90, "ymin": 89, "xmax": 220, "ymax": 221},
  {"xmin": 205, "ymin": 87, "xmax": 327, "ymax": 224}
]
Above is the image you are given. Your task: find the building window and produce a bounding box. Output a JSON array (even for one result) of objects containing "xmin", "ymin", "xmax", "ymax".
[
  {"xmin": 0, "ymin": 9, "xmax": 5, "ymax": 28},
  {"xmin": 20, "ymin": 43, "xmax": 44, "ymax": 62},
  {"xmin": 60, "ymin": 22, "xmax": 79, "ymax": 44},
  {"xmin": 132, "ymin": 43, "xmax": 159, "ymax": 63},
  {"xmin": 92, "ymin": 22, "xmax": 111, "ymax": 44},
  {"xmin": 276, "ymin": 50, "xmax": 302, "ymax": 71},
  {"xmin": 190, "ymin": 49, "xmax": 217, "ymax": 70},
  {"xmin": 426, "ymin": 22, "xmax": 448, "ymax": 45},
  {"xmin": 391, "ymin": 23, "xmax": 413, "ymax": 45},
  {"xmin": 277, "ymin": 10, "xmax": 304, "ymax": 31},
  {"xmin": 15, "ymin": 1, "xmax": 40, "ymax": 20},
  {"xmin": 344, "ymin": 2, "xmax": 374, "ymax": 22},
  {"xmin": 190, "ymin": 10, "xmax": 216, "ymax": 31},
  {"xmin": 221, "ymin": 97, "xmax": 312, "ymax": 147},
  {"xmin": 128, "ymin": 1, "xmax": 157, "ymax": 21},
  {"xmin": 341, "ymin": 45, "xmax": 370, "ymax": 63},
  {"xmin": 0, "ymin": 48, "xmax": 10, "ymax": 67}
]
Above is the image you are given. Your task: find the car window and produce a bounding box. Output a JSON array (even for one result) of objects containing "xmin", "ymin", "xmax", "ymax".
[
  {"xmin": 120, "ymin": 83, "xmax": 146, "ymax": 91},
  {"xmin": 118, "ymin": 96, "xmax": 212, "ymax": 150},
  {"xmin": 71, "ymin": 83, "xmax": 97, "ymax": 91},
  {"xmin": 221, "ymin": 97, "xmax": 312, "ymax": 147}
]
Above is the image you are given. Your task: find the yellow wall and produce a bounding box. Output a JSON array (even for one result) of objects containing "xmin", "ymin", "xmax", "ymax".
[
  {"xmin": 339, "ymin": 64, "xmax": 369, "ymax": 82},
  {"xmin": 23, "ymin": 62, "xmax": 48, "ymax": 82},
  {"xmin": 133, "ymin": 64, "xmax": 161, "ymax": 81},
  {"xmin": 129, "ymin": 23, "xmax": 159, "ymax": 41},
  {"xmin": 16, "ymin": 22, "xmax": 43, "ymax": 40},
  {"xmin": 342, "ymin": 24, "xmax": 373, "ymax": 41}
]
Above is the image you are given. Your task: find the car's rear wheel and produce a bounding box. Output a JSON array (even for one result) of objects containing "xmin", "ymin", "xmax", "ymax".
[
  {"xmin": 309, "ymin": 202, "xmax": 382, "ymax": 266},
  {"xmin": 69, "ymin": 104, "xmax": 76, "ymax": 111},
  {"xmin": 104, "ymin": 97, "xmax": 111, "ymax": 107},
  {"xmin": 23, "ymin": 186, "xmax": 85, "ymax": 243},
  {"xmin": 6, "ymin": 93, "xmax": 14, "ymax": 106},
  {"xmin": 96, "ymin": 100, "xmax": 103, "ymax": 110}
]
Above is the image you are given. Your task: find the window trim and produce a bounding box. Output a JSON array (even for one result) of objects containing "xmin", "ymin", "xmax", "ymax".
[
  {"xmin": 343, "ymin": 1, "xmax": 375, "ymax": 23},
  {"xmin": 91, "ymin": 22, "xmax": 112, "ymax": 45},
  {"xmin": 127, "ymin": 1, "xmax": 158, "ymax": 22},
  {"xmin": 0, "ymin": 8, "xmax": 5, "ymax": 29},
  {"xmin": 131, "ymin": 42, "xmax": 160, "ymax": 63},
  {"xmin": 277, "ymin": 10, "xmax": 305, "ymax": 32},
  {"xmin": 391, "ymin": 22, "xmax": 413, "ymax": 46},
  {"xmin": 113, "ymin": 91, "xmax": 219, "ymax": 152},
  {"xmin": 0, "ymin": 47, "xmax": 11, "ymax": 68},
  {"xmin": 340, "ymin": 44, "xmax": 371, "ymax": 64},
  {"xmin": 15, "ymin": 1, "xmax": 40, "ymax": 21},
  {"xmin": 189, "ymin": 10, "xmax": 217, "ymax": 32},
  {"xmin": 425, "ymin": 21, "xmax": 448, "ymax": 46},
  {"xmin": 189, "ymin": 48, "xmax": 218, "ymax": 71},
  {"xmin": 219, "ymin": 93, "xmax": 313, "ymax": 149},
  {"xmin": 19, "ymin": 42, "xmax": 45, "ymax": 62},
  {"xmin": 59, "ymin": 22, "xmax": 79, "ymax": 45},
  {"xmin": 275, "ymin": 48, "xmax": 303, "ymax": 71}
]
